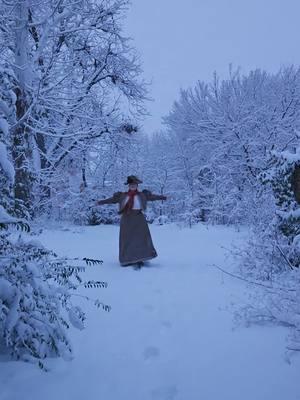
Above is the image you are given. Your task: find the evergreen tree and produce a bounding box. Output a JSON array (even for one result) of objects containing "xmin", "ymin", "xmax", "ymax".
[{"xmin": 262, "ymin": 144, "xmax": 300, "ymax": 268}]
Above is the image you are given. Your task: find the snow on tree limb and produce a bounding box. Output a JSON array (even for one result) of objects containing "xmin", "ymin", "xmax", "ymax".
[{"xmin": 0, "ymin": 142, "xmax": 14, "ymax": 184}]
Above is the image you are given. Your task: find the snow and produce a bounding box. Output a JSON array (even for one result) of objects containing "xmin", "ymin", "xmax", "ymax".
[
  {"xmin": 0, "ymin": 100, "xmax": 10, "ymax": 118},
  {"xmin": 0, "ymin": 118, "xmax": 9, "ymax": 136},
  {"xmin": 277, "ymin": 208, "xmax": 300, "ymax": 219},
  {"xmin": 0, "ymin": 278, "xmax": 14, "ymax": 302},
  {"xmin": 0, "ymin": 142, "xmax": 15, "ymax": 183},
  {"xmin": 4, "ymin": 292, "xmax": 20, "ymax": 332},
  {"xmin": 1, "ymin": 223, "xmax": 300, "ymax": 400},
  {"xmin": 278, "ymin": 148, "xmax": 300, "ymax": 163},
  {"xmin": 0, "ymin": 205, "xmax": 17, "ymax": 223},
  {"xmin": 31, "ymin": 137, "xmax": 41, "ymax": 173}
]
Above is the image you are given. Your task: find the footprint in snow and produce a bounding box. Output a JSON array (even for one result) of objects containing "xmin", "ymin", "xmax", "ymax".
[
  {"xmin": 143, "ymin": 346, "xmax": 160, "ymax": 360},
  {"xmin": 151, "ymin": 385, "xmax": 178, "ymax": 400},
  {"xmin": 161, "ymin": 320, "xmax": 172, "ymax": 329}
]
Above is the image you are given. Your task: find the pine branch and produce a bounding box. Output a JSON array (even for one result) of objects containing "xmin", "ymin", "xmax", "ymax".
[{"xmin": 83, "ymin": 281, "xmax": 108, "ymax": 289}]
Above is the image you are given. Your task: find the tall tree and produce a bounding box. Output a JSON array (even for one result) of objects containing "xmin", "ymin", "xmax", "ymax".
[
  {"xmin": 163, "ymin": 67, "xmax": 300, "ymax": 224},
  {"xmin": 0, "ymin": 0, "xmax": 147, "ymax": 217}
]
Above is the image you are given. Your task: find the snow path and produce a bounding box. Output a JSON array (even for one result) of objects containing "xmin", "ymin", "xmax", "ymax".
[{"xmin": 1, "ymin": 223, "xmax": 300, "ymax": 400}]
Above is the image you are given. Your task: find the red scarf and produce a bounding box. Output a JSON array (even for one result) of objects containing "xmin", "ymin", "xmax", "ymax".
[{"xmin": 122, "ymin": 189, "xmax": 139, "ymax": 213}]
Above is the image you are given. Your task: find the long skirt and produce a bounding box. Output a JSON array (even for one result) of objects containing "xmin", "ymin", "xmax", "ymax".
[{"xmin": 119, "ymin": 210, "xmax": 158, "ymax": 265}]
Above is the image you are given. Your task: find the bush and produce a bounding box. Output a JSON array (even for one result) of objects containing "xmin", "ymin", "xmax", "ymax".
[{"xmin": 0, "ymin": 208, "xmax": 109, "ymax": 369}]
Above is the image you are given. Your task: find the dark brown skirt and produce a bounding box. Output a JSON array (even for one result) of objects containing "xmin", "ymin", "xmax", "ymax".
[{"xmin": 119, "ymin": 210, "xmax": 157, "ymax": 265}]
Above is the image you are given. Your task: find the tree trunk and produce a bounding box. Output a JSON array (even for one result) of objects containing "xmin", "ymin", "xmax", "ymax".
[
  {"xmin": 291, "ymin": 165, "xmax": 300, "ymax": 204},
  {"xmin": 12, "ymin": 1, "xmax": 33, "ymax": 217}
]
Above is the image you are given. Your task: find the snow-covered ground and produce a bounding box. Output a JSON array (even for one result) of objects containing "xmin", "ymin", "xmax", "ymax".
[{"xmin": 1, "ymin": 223, "xmax": 300, "ymax": 400}]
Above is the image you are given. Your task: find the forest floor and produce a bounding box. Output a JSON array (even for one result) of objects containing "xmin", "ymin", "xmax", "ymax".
[{"xmin": 1, "ymin": 223, "xmax": 300, "ymax": 400}]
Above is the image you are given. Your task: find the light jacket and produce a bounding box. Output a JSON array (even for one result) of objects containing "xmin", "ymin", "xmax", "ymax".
[{"xmin": 97, "ymin": 189, "xmax": 166, "ymax": 213}]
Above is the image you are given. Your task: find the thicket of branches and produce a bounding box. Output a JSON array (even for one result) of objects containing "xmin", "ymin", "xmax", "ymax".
[
  {"xmin": 1, "ymin": 0, "xmax": 300, "ymax": 361},
  {"xmin": 156, "ymin": 66, "xmax": 300, "ymax": 354},
  {"xmin": 51, "ymin": 66, "xmax": 300, "ymax": 230},
  {"xmin": 0, "ymin": 0, "xmax": 144, "ymax": 368},
  {"xmin": 0, "ymin": 0, "xmax": 147, "ymax": 220},
  {"xmin": 162, "ymin": 66, "xmax": 300, "ymax": 225}
]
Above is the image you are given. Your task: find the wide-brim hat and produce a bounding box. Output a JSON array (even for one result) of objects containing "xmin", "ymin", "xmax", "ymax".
[{"xmin": 124, "ymin": 175, "xmax": 143, "ymax": 185}]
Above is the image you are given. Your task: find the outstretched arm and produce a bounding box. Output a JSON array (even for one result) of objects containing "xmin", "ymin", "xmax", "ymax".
[
  {"xmin": 95, "ymin": 192, "xmax": 121, "ymax": 205},
  {"xmin": 142, "ymin": 189, "xmax": 167, "ymax": 202}
]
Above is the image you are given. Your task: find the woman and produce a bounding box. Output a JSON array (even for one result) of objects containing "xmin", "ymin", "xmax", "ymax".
[{"xmin": 95, "ymin": 175, "xmax": 167, "ymax": 268}]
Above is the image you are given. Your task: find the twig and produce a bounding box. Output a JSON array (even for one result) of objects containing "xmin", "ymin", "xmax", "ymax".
[
  {"xmin": 275, "ymin": 244, "xmax": 294, "ymax": 270},
  {"xmin": 210, "ymin": 263, "xmax": 296, "ymax": 293}
]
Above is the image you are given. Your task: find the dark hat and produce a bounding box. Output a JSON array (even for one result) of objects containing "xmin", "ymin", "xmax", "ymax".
[{"xmin": 124, "ymin": 175, "xmax": 143, "ymax": 185}]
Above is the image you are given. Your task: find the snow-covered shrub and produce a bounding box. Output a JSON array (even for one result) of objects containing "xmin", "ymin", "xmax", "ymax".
[
  {"xmin": 265, "ymin": 149, "xmax": 300, "ymax": 268},
  {"xmin": 86, "ymin": 207, "xmax": 120, "ymax": 226},
  {"xmin": 0, "ymin": 140, "xmax": 15, "ymax": 216},
  {"xmin": 152, "ymin": 215, "xmax": 169, "ymax": 225},
  {"xmin": 234, "ymin": 268, "xmax": 300, "ymax": 359},
  {"xmin": 48, "ymin": 182, "xmax": 120, "ymax": 226},
  {"xmin": 163, "ymin": 66, "xmax": 300, "ymax": 225},
  {"xmin": 0, "ymin": 210, "xmax": 108, "ymax": 369},
  {"xmin": 176, "ymin": 203, "xmax": 207, "ymax": 228},
  {"xmin": 77, "ymin": 187, "xmax": 120, "ymax": 226},
  {"xmin": 235, "ymin": 143, "xmax": 300, "ymax": 354}
]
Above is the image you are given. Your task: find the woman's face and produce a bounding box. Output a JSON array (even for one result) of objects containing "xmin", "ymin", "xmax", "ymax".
[{"xmin": 129, "ymin": 183, "xmax": 138, "ymax": 191}]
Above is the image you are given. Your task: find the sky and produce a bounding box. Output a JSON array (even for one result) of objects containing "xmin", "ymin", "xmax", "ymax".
[{"xmin": 125, "ymin": 0, "xmax": 300, "ymax": 133}]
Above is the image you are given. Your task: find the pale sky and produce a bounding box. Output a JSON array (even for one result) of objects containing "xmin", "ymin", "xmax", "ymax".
[{"xmin": 125, "ymin": 0, "xmax": 300, "ymax": 133}]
